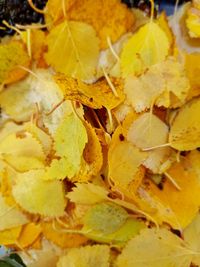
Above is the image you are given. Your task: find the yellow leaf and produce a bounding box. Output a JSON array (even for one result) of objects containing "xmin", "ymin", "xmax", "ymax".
[
  {"xmin": 45, "ymin": 21, "xmax": 99, "ymax": 80},
  {"xmin": 25, "ymin": 122, "xmax": 52, "ymax": 156},
  {"xmin": 55, "ymin": 74, "xmax": 125, "ymax": 110},
  {"xmin": 127, "ymin": 112, "xmax": 169, "ymax": 150},
  {"xmin": 46, "ymin": 0, "xmax": 135, "ymax": 49},
  {"xmin": 67, "ymin": 183, "xmax": 108, "ymax": 205},
  {"xmin": 44, "ymin": 113, "xmax": 87, "ymax": 180},
  {"xmin": 3, "ymin": 155, "xmax": 44, "ymax": 172},
  {"xmin": 0, "ymin": 194, "xmax": 28, "ymax": 231},
  {"xmin": 184, "ymin": 52, "xmax": 200, "ymax": 100},
  {"xmin": 19, "ymin": 240, "xmax": 62, "ymax": 267},
  {"xmin": 82, "ymin": 122, "xmax": 103, "ymax": 179},
  {"xmin": 120, "ymin": 22, "xmax": 170, "ymax": 77},
  {"xmin": 169, "ymin": 97, "xmax": 200, "ymax": 150},
  {"xmin": 0, "ymin": 226, "xmax": 22, "ymax": 246},
  {"xmin": 12, "ymin": 170, "xmax": 66, "ymax": 217},
  {"xmin": 18, "ymin": 223, "xmax": 42, "ymax": 249},
  {"xmin": 116, "ymin": 228, "xmax": 192, "ymax": 267},
  {"xmin": 157, "ymin": 12, "xmax": 174, "ymax": 50},
  {"xmin": 108, "ymin": 140, "xmax": 146, "ymax": 194},
  {"xmin": 184, "ymin": 213, "xmax": 200, "ymax": 266},
  {"xmin": 124, "ymin": 58, "xmax": 190, "ymax": 112},
  {"xmin": 57, "ymin": 245, "xmax": 110, "ymax": 267},
  {"xmin": 42, "ymin": 221, "xmax": 88, "ymax": 248},
  {"xmin": 143, "ymin": 153, "xmax": 200, "ymax": 228},
  {"xmin": 0, "ymin": 41, "xmax": 30, "ymax": 85},
  {"xmin": 0, "ymin": 132, "xmax": 44, "ymax": 158},
  {"xmin": 186, "ymin": 4, "xmax": 200, "ymax": 38}
]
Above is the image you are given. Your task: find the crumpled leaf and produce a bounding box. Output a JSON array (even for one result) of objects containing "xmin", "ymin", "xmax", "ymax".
[
  {"xmin": 169, "ymin": 97, "xmax": 200, "ymax": 151},
  {"xmin": 0, "ymin": 41, "xmax": 30, "ymax": 85},
  {"xmin": 120, "ymin": 22, "xmax": 170, "ymax": 77},
  {"xmin": 124, "ymin": 58, "xmax": 190, "ymax": 112},
  {"xmin": 55, "ymin": 74, "xmax": 125, "ymax": 110},
  {"xmin": 0, "ymin": 194, "xmax": 28, "ymax": 231},
  {"xmin": 57, "ymin": 245, "xmax": 110, "ymax": 267},
  {"xmin": 67, "ymin": 183, "xmax": 108, "ymax": 205},
  {"xmin": 17, "ymin": 223, "xmax": 42, "ymax": 249},
  {"xmin": 46, "ymin": 0, "xmax": 135, "ymax": 49},
  {"xmin": 42, "ymin": 221, "xmax": 88, "ymax": 248},
  {"xmin": 116, "ymin": 228, "xmax": 192, "ymax": 267},
  {"xmin": 45, "ymin": 21, "xmax": 99, "ymax": 80},
  {"xmin": 12, "ymin": 170, "xmax": 66, "ymax": 217}
]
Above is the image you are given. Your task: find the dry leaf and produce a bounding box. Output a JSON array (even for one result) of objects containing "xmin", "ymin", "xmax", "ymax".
[{"xmin": 55, "ymin": 74, "xmax": 125, "ymax": 110}]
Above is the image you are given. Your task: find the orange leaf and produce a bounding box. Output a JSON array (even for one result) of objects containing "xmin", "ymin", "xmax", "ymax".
[{"xmin": 17, "ymin": 223, "xmax": 42, "ymax": 248}]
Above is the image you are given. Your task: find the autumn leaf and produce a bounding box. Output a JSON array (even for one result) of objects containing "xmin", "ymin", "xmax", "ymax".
[
  {"xmin": 55, "ymin": 74, "xmax": 125, "ymax": 110},
  {"xmin": 116, "ymin": 228, "xmax": 192, "ymax": 267},
  {"xmin": 46, "ymin": 0, "xmax": 135, "ymax": 49},
  {"xmin": 82, "ymin": 202, "xmax": 144, "ymax": 245},
  {"xmin": 57, "ymin": 245, "xmax": 110, "ymax": 267},
  {"xmin": 120, "ymin": 22, "xmax": 170, "ymax": 77},
  {"xmin": 42, "ymin": 221, "xmax": 88, "ymax": 248},
  {"xmin": 17, "ymin": 223, "xmax": 42, "ymax": 249},
  {"xmin": 169, "ymin": 97, "xmax": 200, "ymax": 151},
  {"xmin": 0, "ymin": 194, "xmax": 28, "ymax": 231},
  {"xmin": 124, "ymin": 58, "xmax": 190, "ymax": 112},
  {"xmin": 12, "ymin": 170, "xmax": 66, "ymax": 217},
  {"xmin": 0, "ymin": 41, "xmax": 30, "ymax": 85},
  {"xmin": 45, "ymin": 20, "xmax": 99, "ymax": 80}
]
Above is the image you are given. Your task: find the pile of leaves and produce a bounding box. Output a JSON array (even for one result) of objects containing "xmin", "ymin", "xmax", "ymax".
[{"xmin": 1, "ymin": 0, "xmax": 200, "ymax": 266}]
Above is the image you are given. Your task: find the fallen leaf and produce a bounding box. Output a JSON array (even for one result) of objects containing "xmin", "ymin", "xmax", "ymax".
[
  {"xmin": 45, "ymin": 21, "xmax": 99, "ymax": 80},
  {"xmin": 116, "ymin": 228, "xmax": 192, "ymax": 267},
  {"xmin": 55, "ymin": 74, "xmax": 125, "ymax": 110},
  {"xmin": 12, "ymin": 170, "xmax": 66, "ymax": 217},
  {"xmin": 120, "ymin": 22, "xmax": 170, "ymax": 77},
  {"xmin": 57, "ymin": 245, "xmax": 110, "ymax": 267},
  {"xmin": 0, "ymin": 41, "xmax": 30, "ymax": 85},
  {"xmin": 169, "ymin": 97, "xmax": 200, "ymax": 150}
]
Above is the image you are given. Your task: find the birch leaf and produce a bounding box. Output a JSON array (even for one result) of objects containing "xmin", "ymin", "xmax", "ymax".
[
  {"xmin": 45, "ymin": 21, "xmax": 99, "ymax": 80},
  {"xmin": 116, "ymin": 228, "xmax": 192, "ymax": 267},
  {"xmin": 12, "ymin": 170, "xmax": 66, "ymax": 217},
  {"xmin": 169, "ymin": 97, "xmax": 200, "ymax": 150},
  {"xmin": 120, "ymin": 22, "xmax": 170, "ymax": 77},
  {"xmin": 0, "ymin": 194, "xmax": 28, "ymax": 231},
  {"xmin": 57, "ymin": 245, "xmax": 110, "ymax": 267},
  {"xmin": 67, "ymin": 183, "xmax": 108, "ymax": 205}
]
